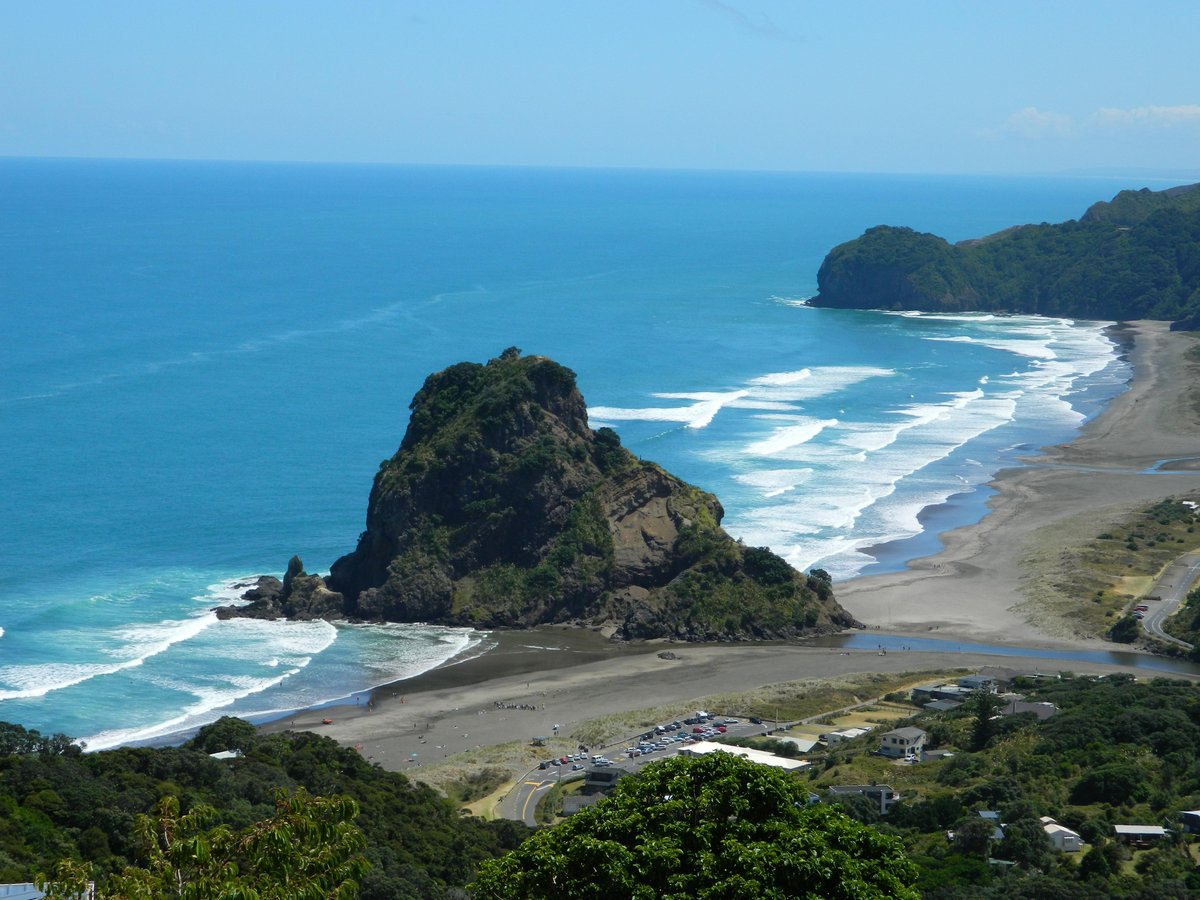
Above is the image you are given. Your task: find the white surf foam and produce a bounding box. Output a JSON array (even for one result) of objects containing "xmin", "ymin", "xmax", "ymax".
[
  {"xmin": 0, "ymin": 613, "xmax": 218, "ymax": 701},
  {"xmin": 745, "ymin": 418, "xmax": 838, "ymax": 457},
  {"xmin": 733, "ymin": 468, "xmax": 815, "ymax": 498},
  {"xmin": 589, "ymin": 389, "xmax": 748, "ymax": 429}
]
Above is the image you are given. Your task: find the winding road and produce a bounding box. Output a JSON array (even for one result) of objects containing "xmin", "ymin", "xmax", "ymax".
[{"xmin": 1139, "ymin": 550, "xmax": 1200, "ymax": 650}]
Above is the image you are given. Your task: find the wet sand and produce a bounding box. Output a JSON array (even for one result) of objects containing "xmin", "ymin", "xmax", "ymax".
[{"xmin": 263, "ymin": 321, "xmax": 1200, "ymax": 772}]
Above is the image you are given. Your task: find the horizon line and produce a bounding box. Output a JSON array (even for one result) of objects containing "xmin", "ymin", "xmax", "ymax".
[{"xmin": 2, "ymin": 153, "xmax": 1198, "ymax": 184}]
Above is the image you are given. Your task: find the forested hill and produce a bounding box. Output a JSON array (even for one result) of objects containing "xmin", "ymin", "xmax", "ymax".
[{"xmin": 810, "ymin": 182, "xmax": 1200, "ymax": 328}]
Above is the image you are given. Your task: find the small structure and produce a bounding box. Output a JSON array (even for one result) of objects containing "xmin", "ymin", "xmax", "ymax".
[
  {"xmin": 583, "ymin": 767, "xmax": 630, "ymax": 791},
  {"xmin": 1180, "ymin": 809, "xmax": 1200, "ymax": 834},
  {"xmin": 878, "ymin": 726, "xmax": 927, "ymax": 760},
  {"xmin": 776, "ymin": 736, "xmax": 820, "ymax": 754},
  {"xmin": 1114, "ymin": 824, "xmax": 1168, "ymax": 847},
  {"xmin": 0, "ymin": 885, "xmax": 94, "ymax": 900},
  {"xmin": 999, "ymin": 700, "xmax": 1058, "ymax": 721},
  {"xmin": 911, "ymin": 683, "xmax": 972, "ymax": 705},
  {"xmin": 680, "ymin": 741, "xmax": 809, "ymax": 772},
  {"xmin": 819, "ymin": 726, "xmax": 871, "ymax": 745},
  {"xmin": 208, "ymin": 749, "xmax": 243, "ymax": 760},
  {"xmin": 958, "ymin": 674, "xmax": 1001, "ymax": 693},
  {"xmin": 1040, "ymin": 817, "xmax": 1082, "ymax": 852},
  {"xmin": 924, "ymin": 699, "xmax": 963, "ymax": 712},
  {"xmin": 977, "ymin": 810, "xmax": 1005, "ymax": 841},
  {"xmin": 826, "ymin": 784, "xmax": 900, "ymax": 815}
]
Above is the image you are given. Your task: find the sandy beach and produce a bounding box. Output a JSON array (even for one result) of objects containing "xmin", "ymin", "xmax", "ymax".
[
  {"xmin": 840, "ymin": 320, "xmax": 1200, "ymax": 645},
  {"xmin": 264, "ymin": 321, "xmax": 1200, "ymax": 776}
]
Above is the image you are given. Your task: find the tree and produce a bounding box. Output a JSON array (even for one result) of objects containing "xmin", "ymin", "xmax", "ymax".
[
  {"xmin": 967, "ymin": 689, "xmax": 1006, "ymax": 751},
  {"xmin": 40, "ymin": 788, "xmax": 368, "ymax": 899},
  {"xmin": 949, "ymin": 815, "xmax": 995, "ymax": 859},
  {"xmin": 470, "ymin": 753, "xmax": 918, "ymax": 899}
]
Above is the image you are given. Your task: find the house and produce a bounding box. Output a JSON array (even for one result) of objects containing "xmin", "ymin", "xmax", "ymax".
[
  {"xmin": 999, "ymin": 699, "xmax": 1059, "ymax": 721},
  {"xmin": 977, "ymin": 810, "xmax": 1005, "ymax": 841},
  {"xmin": 208, "ymin": 749, "xmax": 244, "ymax": 760},
  {"xmin": 775, "ymin": 736, "xmax": 820, "ymax": 754},
  {"xmin": 924, "ymin": 699, "xmax": 963, "ymax": 712},
  {"xmin": 0, "ymin": 885, "xmax": 94, "ymax": 900},
  {"xmin": 878, "ymin": 726, "xmax": 927, "ymax": 760},
  {"xmin": 583, "ymin": 767, "xmax": 630, "ymax": 792},
  {"xmin": 1114, "ymin": 824, "xmax": 1168, "ymax": 846},
  {"xmin": 1040, "ymin": 817, "xmax": 1082, "ymax": 852},
  {"xmin": 826, "ymin": 784, "xmax": 900, "ymax": 815},
  {"xmin": 819, "ymin": 726, "xmax": 872, "ymax": 745},
  {"xmin": 958, "ymin": 674, "xmax": 1001, "ymax": 693},
  {"xmin": 911, "ymin": 683, "xmax": 972, "ymax": 705},
  {"xmin": 1181, "ymin": 809, "xmax": 1200, "ymax": 834}
]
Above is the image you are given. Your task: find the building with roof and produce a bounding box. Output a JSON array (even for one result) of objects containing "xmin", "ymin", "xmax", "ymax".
[
  {"xmin": 776, "ymin": 736, "xmax": 820, "ymax": 754},
  {"xmin": 818, "ymin": 726, "xmax": 871, "ymax": 745},
  {"xmin": 958, "ymin": 674, "xmax": 1001, "ymax": 692},
  {"xmin": 1114, "ymin": 824, "xmax": 1168, "ymax": 846},
  {"xmin": 1181, "ymin": 809, "xmax": 1200, "ymax": 834},
  {"xmin": 680, "ymin": 741, "xmax": 809, "ymax": 772},
  {"xmin": 1040, "ymin": 817, "xmax": 1082, "ymax": 852},
  {"xmin": 878, "ymin": 726, "xmax": 927, "ymax": 760},
  {"xmin": 1000, "ymin": 699, "xmax": 1059, "ymax": 721},
  {"xmin": 826, "ymin": 784, "xmax": 900, "ymax": 815}
]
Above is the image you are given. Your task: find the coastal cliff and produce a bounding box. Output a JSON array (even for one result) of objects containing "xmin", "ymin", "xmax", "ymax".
[
  {"xmin": 810, "ymin": 182, "xmax": 1200, "ymax": 326},
  {"xmin": 225, "ymin": 348, "xmax": 857, "ymax": 640}
]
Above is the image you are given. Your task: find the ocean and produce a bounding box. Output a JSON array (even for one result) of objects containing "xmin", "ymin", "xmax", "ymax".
[{"xmin": 0, "ymin": 160, "xmax": 1150, "ymax": 748}]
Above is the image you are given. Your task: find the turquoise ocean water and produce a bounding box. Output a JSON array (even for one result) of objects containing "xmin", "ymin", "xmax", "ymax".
[{"xmin": 0, "ymin": 160, "xmax": 1153, "ymax": 747}]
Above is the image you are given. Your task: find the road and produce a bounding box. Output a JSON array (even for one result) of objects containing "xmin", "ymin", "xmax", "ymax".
[
  {"xmin": 497, "ymin": 771, "xmax": 562, "ymax": 826},
  {"xmin": 1138, "ymin": 550, "xmax": 1200, "ymax": 649},
  {"xmin": 497, "ymin": 718, "xmax": 767, "ymax": 825}
]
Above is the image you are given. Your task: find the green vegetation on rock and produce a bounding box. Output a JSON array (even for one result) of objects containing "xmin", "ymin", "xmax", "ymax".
[
  {"xmin": 314, "ymin": 349, "xmax": 856, "ymax": 640},
  {"xmin": 811, "ymin": 183, "xmax": 1200, "ymax": 326}
]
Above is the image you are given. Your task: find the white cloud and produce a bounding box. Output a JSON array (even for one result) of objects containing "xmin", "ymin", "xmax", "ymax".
[
  {"xmin": 999, "ymin": 106, "xmax": 1075, "ymax": 138},
  {"xmin": 1094, "ymin": 105, "xmax": 1200, "ymax": 127}
]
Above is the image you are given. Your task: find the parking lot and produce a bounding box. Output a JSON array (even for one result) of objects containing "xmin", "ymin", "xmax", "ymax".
[{"xmin": 532, "ymin": 711, "xmax": 769, "ymax": 779}]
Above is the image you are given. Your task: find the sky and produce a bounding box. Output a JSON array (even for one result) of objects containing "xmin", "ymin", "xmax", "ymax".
[{"xmin": 2, "ymin": 1, "xmax": 1198, "ymax": 176}]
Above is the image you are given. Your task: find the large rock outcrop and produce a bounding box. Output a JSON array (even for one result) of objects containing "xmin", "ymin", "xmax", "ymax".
[
  {"xmin": 224, "ymin": 348, "xmax": 857, "ymax": 640},
  {"xmin": 810, "ymin": 182, "xmax": 1200, "ymax": 325}
]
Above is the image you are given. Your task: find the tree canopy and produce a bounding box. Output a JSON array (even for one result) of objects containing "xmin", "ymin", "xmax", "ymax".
[{"xmin": 470, "ymin": 753, "xmax": 918, "ymax": 899}]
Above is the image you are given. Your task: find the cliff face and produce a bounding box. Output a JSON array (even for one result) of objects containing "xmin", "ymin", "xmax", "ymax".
[
  {"xmin": 810, "ymin": 183, "xmax": 1200, "ymax": 325},
  {"xmin": 231, "ymin": 348, "xmax": 856, "ymax": 641}
]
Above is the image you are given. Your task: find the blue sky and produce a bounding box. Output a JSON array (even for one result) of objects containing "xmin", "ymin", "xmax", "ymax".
[{"xmin": 3, "ymin": 1, "xmax": 1198, "ymax": 175}]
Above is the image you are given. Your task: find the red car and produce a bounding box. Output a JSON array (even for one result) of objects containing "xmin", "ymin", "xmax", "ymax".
[
  {"xmin": 560, "ymin": 756, "xmax": 569, "ymax": 764},
  {"xmin": 715, "ymin": 725, "xmax": 727, "ymax": 733}
]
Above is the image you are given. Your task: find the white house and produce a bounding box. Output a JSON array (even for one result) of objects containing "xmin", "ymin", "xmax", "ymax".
[
  {"xmin": 878, "ymin": 726, "xmax": 927, "ymax": 760},
  {"xmin": 826, "ymin": 784, "xmax": 900, "ymax": 815},
  {"xmin": 1040, "ymin": 817, "xmax": 1082, "ymax": 852},
  {"xmin": 819, "ymin": 726, "xmax": 871, "ymax": 745}
]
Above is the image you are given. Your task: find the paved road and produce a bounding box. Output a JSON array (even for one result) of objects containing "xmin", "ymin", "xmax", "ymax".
[
  {"xmin": 1139, "ymin": 550, "xmax": 1200, "ymax": 649},
  {"xmin": 497, "ymin": 719, "xmax": 767, "ymax": 824},
  {"xmin": 498, "ymin": 771, "xmax": 562, "ymax": 826}
]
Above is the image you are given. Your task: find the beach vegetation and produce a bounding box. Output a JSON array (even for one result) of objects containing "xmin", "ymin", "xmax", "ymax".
[{"xmin": 1021, "ymin": 493, "xmax": 1200, "ymax": 643}]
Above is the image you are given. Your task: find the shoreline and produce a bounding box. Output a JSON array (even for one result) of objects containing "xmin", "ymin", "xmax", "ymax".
[
  {"xmin": 261, "ymin": 320, "xmax": 1200, "ymax": 775},
  {"xmin": 838, "ymin": 320, "xmax": 1200, "ymax": 645}
]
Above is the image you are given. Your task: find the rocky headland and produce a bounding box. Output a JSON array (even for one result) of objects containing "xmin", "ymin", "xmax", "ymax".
[
  {"xmin": 220, "ymin": 348, "xmax": 858, "ymax": 641},
  {"xmin": 809, "ymin": 181, "xmax": 1200, "ymax": 326}
]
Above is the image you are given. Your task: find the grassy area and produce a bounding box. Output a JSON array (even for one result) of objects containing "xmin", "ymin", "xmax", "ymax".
[
  {"xmin": 569, "ymin": 669, "xmax": 965, "ymax": 750},
  {"xmin": 1020, "ymin": 494, "xmax": 1200, "ymax": 640}
]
